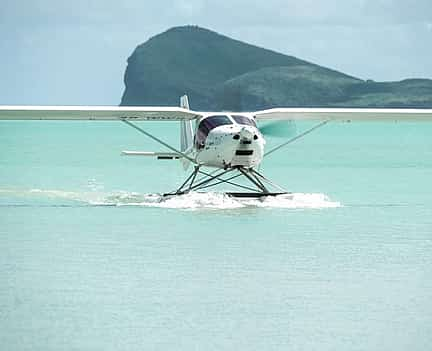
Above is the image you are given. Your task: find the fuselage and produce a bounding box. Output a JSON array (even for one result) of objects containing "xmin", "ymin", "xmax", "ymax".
[{"xmin": 193, "ymin": 114, "xmax": 265, "ymax": 168}]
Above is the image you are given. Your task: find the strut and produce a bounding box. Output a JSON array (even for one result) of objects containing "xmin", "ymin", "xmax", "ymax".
[{"xmin": 164, "ymin": 166, "xmax": 289, "ymax": 198}]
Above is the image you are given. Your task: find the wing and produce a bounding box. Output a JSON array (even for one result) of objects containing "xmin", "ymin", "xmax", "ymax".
[
  {"xmin": 0, "ymin": 106, "xmax": 201, "ymax": 121},
  {"xmin": 253, "ymin": 108, "xmax": 432, "ymax": 121}
]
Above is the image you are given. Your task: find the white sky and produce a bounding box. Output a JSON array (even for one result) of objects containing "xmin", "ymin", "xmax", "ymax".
[{"xmin": 0, "ymin": 0, "xmax": 431, "ymax": 105}]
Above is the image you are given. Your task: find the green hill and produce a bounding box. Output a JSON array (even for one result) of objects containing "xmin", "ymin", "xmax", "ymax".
[{"xmin": 120, "ymin": 26, "xmax": 432, "ymax": 110}]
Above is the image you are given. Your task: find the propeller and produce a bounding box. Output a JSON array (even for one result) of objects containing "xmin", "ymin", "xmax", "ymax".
[{"xmin": 258, "ymin": 120, "xmax": 297, "ymax": 138}]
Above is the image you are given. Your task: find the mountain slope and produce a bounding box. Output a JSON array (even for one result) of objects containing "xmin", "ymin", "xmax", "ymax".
[{"xmin": 120, "ymin": 26, "xmax": 432, "ymax": 110}]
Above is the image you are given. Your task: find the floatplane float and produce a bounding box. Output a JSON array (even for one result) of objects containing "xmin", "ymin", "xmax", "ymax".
[{"xmin": 1, "ymin": 96, "xmax": 431, "ymax": 198}]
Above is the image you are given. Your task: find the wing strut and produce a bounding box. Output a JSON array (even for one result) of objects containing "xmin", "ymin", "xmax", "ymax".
[
  {"xmin": 264, "ymin": 120, "xmax": 330, "ymax": 158},
  {"xmin": 121, "ymin": 120, "xmax": 196, "ymax": 163}
]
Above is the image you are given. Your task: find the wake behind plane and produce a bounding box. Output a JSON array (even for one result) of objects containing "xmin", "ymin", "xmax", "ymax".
[{"xmin": 1, "ymin": 96, "xmax": 431, "ymax": 197}]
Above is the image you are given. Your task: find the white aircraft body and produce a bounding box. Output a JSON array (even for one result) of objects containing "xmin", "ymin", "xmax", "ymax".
[{"xmin": 1, "ymin": 95, "xmax": 432, "ymax": 197}]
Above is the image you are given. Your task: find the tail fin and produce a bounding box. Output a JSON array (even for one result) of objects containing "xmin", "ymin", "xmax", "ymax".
[
  {"xmin": 180, "ymin": 95, "xmax": 194, "ymax": 170},
  {"xmin": 180, "ymin": 95, "xmax": 190, "ymax": 110}
]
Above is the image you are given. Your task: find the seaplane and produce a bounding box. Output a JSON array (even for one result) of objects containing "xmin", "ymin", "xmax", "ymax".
[{"xmin": 1, "ymin": 95, "xmax": 431, "ymax": 198}]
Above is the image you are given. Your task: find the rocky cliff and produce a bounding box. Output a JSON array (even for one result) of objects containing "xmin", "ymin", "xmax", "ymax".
[{"xmin": 121, "ymin": 26, "xmax": 432, "ymax": 110}]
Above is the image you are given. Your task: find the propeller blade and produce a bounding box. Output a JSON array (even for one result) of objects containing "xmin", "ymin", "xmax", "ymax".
[{"xmin": 259, "ymin": 120, "xmax": 296, "ymax": 138}]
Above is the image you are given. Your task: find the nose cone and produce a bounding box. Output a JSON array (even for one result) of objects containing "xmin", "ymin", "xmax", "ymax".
[{"xmin": 239, "ymin": 127, "xmax": 254, "ymax": 140}]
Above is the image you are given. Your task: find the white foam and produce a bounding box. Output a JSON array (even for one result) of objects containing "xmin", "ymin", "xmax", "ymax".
[{"xmin": 0, "ymin": 188, "xmax": 341, "ymax": 210}]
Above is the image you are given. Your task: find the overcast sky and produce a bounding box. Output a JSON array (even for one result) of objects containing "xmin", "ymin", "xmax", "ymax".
[{"xmin": 0, "ymin": 0, "xmax": 431, "ymax": 105}]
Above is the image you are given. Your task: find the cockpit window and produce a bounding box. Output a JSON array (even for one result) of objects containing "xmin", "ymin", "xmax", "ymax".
[
  {"xmin": 195, "ymin": 115, "xmax": 233, "ymax": 148},
  {"xmin": 200, "ymin": 115, "xmax": 232, "ymax": 131},
  {"xmin": 232, "ymin": 115, "xmax": 256, "ymax": 127}
]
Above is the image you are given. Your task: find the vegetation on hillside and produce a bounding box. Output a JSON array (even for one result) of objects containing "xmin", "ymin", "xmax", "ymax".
[{"xmin": 121, "ymin": 26, "xmax": 432, "ymax": 110}]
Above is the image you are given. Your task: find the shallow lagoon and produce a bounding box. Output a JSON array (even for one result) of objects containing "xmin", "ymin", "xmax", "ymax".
[{"xmin": 1, "ymin": 121, "xmax": 431, "ymax": 350}]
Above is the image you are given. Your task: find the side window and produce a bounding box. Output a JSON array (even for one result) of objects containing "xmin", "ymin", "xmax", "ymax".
[
  {"xmin": 195, "ymin": 115, "xmax": 233, "ymax": 148},
  {"xmin": 195, "ymin": 121, "xmax": 210, "ymax": 148}
]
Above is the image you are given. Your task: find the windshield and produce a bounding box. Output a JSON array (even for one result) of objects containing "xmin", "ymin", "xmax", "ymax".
[
  {"xmin": 232, "ymin": 115, "xmax": 256, "ymax": 127},
  {"xmin": 196, "ymin": 115, "xmax": 233, "ymax": 148}
]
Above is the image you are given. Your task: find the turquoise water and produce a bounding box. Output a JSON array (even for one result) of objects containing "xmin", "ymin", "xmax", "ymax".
[{"xmin": 1, "ymin": 121, "xmax": 432, "ymax": 350}]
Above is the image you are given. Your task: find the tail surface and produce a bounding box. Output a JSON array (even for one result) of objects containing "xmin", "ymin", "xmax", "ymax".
[{"xmin": 180, "ymin": 95, "xmax": 194, "ymax": 170}]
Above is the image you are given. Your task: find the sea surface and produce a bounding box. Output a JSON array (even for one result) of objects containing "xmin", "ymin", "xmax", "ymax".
[{"xmin": 1, "ymin": 120, "xmax": 431, "ymax": 350}]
